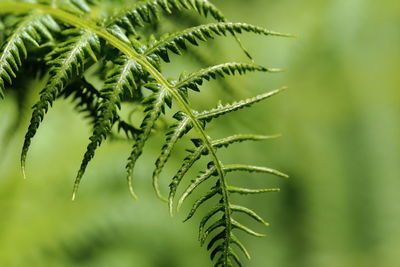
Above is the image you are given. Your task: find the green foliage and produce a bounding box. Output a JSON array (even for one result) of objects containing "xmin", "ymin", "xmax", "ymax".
[{"xmin": 0, "ymin": 0, "xmax": 290, "ymax": 266}]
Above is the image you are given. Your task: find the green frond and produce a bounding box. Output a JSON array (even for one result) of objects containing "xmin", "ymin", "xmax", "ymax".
[
  {"xmin": 202, "ymin": 218, "xmax": 225, "ymax": 245},
  {"xmin": 107, "ymin": 0, "xmax": 225, "ymax": 34},
  {"xmin": 210, "ymin": 243, "xmax": 225, "ymax": 260},
  {"xmin": 168, "ymin": 134, "xmax": 278, "ymax": 214},
  {"xmin": 228, "ymin": 250, "xmax": 242, "ymax": 267},
  {"xmin": 105, "ymin": 24, "xmax": 130, "ymax": 44},
  {"xmin": 231, "ymin": 219, "xmax": 266, "ymax": 238},
  {"xmin": 49, "ymin": 0, "xmax": 93, "ymax": 14},
  {"xmin": 21, "ymin": 29, "xmax": 100, "ymax": 178},
  {"xmin": 199, "ymin": 204, "xmax": 224, "ymax": 241},
  {"xmin": 230, "ymin": 234, "xmax": 251, "ymax": 260},
  {"xmin": 212, "ymin": 134, "xmax": 281, "ymax": 148},
  {"xmin": 0, "ymin": 2, "xmax": 289, "ymax": 266},
  {"xmin": 183, "ymin": 187, "xmax": 219, "ymax": 220},
  {"xmin": 152, "ymin": 115, "xmax": 191, "ymax": 202},
  {"xmin": 126, "ymin": 84, "xmax": 170, "ymax": 199},
  {"xmin": 206, "ymin": 230, "xmax": 225, "ymax": 250},
  {"xmin": 69, "ymin": 0, "xmax": 93, "ymax": 12},
  {"xmin": 0, "ymin": 12, "xmax": 59, "ymax": 98},
  {"xmin": 144, "ymin": 22, "xmax": 292, "ymax": 62},
  {"xmin": 177, "ymin": 165, "xmax": 217, "ymax": 210},
  {"xmin": 228, "ymin": 186, "xmax": 280, "ymax": 195},
  {"xmin": 224, "ymin": 164, "xmax": 289, "ymax": 179},
  {"xmin": 72, "ymin": 56, "xmax": 144, "ymax": 200},
  {"xmin": 168, "ymin": 139, "xmax": 205, "ymax": 214},
  {"xmin": 174, "ymin": 62, "xmax": 282, "ymax": 93},
  {"xmin": 196, "ymin": 87, "xmax": 287, "ymax": 122},
  {"xmin": 230, "ymin": 205, "xmax": 269, "ymax": 226}
]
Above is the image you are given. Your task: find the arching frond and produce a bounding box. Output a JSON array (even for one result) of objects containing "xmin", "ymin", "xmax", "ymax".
[
  {"xmin": 106, "ymin": 0, "xmax": 225, "ymax": 33},
  {"xmin": 0, "ymin": 1, "xmax": 290, "ymax": 266},
  {"xmin": 0, "ymin": 12, "xmax": 59, "ymax": 98},
  {"xmin": 126, "ymin": 83, "xmax": 171, "ymax": 198},
  {"xmin": 196, "ymin": 87, "xmax": 287, "ymax": 121},
  {"xmin": 175, "ymin": 62, "xmax": 282, "ymax": 93},
  {"xmin": 152, "ymin": 63, "xmax": 281, "ymax": 202},
  {"xmin": 21, "ymin": 29, "xmax": 100, "ymax": 177},
  {"xmin": 72, "ymin": 55, "xmax": 145, "ymax": 199},
  {"xmin": 144, "ymin": 22, "xmax": 292, "ymax": 62}
]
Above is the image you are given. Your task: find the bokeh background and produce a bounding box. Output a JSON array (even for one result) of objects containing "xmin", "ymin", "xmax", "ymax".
[{"xmin": 1, "ymin": 0, "xmax": 399, "ymax": 266}]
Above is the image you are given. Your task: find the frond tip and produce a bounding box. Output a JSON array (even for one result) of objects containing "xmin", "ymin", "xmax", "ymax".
[
  {"xmin": 145, "ymin": 22, "xmax": 294, "ymax": 62},
  {"xmin": 21, "ymin": 29, "xmax": 100, "ymax": 181}
]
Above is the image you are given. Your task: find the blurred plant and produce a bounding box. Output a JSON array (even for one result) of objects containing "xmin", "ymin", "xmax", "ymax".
[{"xmin": 0, "ymin": 0, "xmax": 290, "ymax": 266}]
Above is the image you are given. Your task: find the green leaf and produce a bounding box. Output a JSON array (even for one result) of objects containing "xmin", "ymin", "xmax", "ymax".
[
  {"xmin": 228, "ymin": 186, "xmax": 280, "ymax": 195},
  {"xmin": 224, "ymin": 164, "xmax": 289, "ymax": 179},
  {"xmin": 73, "ymin": 56, "xmax": 144, "ymax": 200},
  {"xmin": 183, "ymin": 187, "xmax": 219, "ymax": 221},
  {"xmin": 21, "ymin": 29, "xmax": 100, "ymax": 178},
  {"xmin": 0, "ymin": 12, "xmax": 59, "ymax": 98},
  {"xmin": 196, "ymin": 87, "xmax": 287, "ymax": 122},
  {"xmin": 231, "ymin": 219, "xmax": 266, "ymax": 238},
  {"xmin": 107, "ymin": 0, "xmax": 226, "ymax": 34},
  {"xmin": 153, "ymin": 115, "xmax": 191, "ymax": 202},
  {"xmin": 145, "ymin": 22, "xmax": 293, "ymax": 62},
  {"xmin": 126, "ymin": 84, "xmax": 170, "ymax": 199},
  {"xmin": 230, "ymin": 205, "xmax": 269, "ymax": 226},
  {"xmin": 174, "ymin": 62, "xmax": 282, "ymax": 92},
  {"xmin": 177, "ymin": 165, "xmax": 217, "ymax": 210}
]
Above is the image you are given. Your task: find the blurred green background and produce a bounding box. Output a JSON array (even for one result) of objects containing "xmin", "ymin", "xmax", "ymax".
[{"xmin": 0, "ymin": 0, "xmax": 399, "ymax": 266}]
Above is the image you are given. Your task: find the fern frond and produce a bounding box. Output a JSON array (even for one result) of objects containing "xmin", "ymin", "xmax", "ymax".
[
  {"xmin": 165, "ymin": 90, "xmax": 285, "ymax": 211},
  {"xmin": 168, "ymin": 135, "xmax": 280, "ymax": 214},
  {"xmin": 106, "ymin": 0, "xmax": 225, "ymax": 33},
  {"xmin": 231, "ymin": 219, "xmax": 265, "ymax": 238},
  {"xmin": 151, "ymin": 63, "xmax": 281, "ymax": 202},
  {"xmin": 230, "ymin": 205, "xmax": 269, "ymax": 227},
  {"xmin": 126, "ymin": 83, "xmax": 171, "ymax": 198},
  {"xmin": 0, "ymin": 2, "xmax": 290, "ymax": 266},
  {"xmin": 230, "ymin": 234, "xmax": 251, "ymax": 260},
  {"xmin": 72, "ymin": 55, "xmax": 145, "ymax": 199},
  {"xmin": 172, "ymin": 135, "xmax": 278, "ymax": 210},
  {"xmin": 144, "ymin": 22, "xmax": 292, "ymax": 62},
  {"xmin": 106, "ymin": 0, "xmax": 257, "ymax": 62},
  {"xmin": 178, "ymin": 164, "xmax": 217, "ymax": 210},
  {"xmin": 152, "ymin": 114, "xmax": 191, "ymax": 201},
  {"xmin": 224, "ymin": 164, "xmax": 289, "ymax": 178},
  {"xmin": 184, "ymin": 186, "xmax": 220, "ymax": 221},
  {"xmin": 21, "ymin": 29, "xmax": 100, "ymax": 178},
  {"xmin": 196, "ymin": 87, "xmax": 287, "ymax": 121},
  {"xmin": 50, "ymin": 0, "xmax": 94, "ymax": 14},
  {"xmin": 228, "ymin": 186, "xmax": 280, "ymax": 195},
  {"xmin": 0, "ymin": 12, "xmax": 59, "ymax": 98},
  {"xmin": 172, "ymin": 132, "xmax": 287, "ymax": 267},
  {"xmin": 175, "ymin": 62, "xmax": 282, "ymax": 93}
]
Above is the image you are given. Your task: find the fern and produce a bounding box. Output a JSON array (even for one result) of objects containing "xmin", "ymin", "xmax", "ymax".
[
  {"xmin": 0, "ymin": 1, "xmax": 291, "ymax": 266},
  {"xmin": 21, "ymin": 28, "xmax": 100, "ymax": 177}
]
